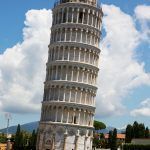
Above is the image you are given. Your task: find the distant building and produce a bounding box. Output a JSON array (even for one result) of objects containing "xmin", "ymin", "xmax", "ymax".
[
  {"xmin": 104, "ymin": 134, "xmax": 125, "ymax": 143},
  {"xmin": 0, "ymin": 143, "xmax": 13, "ymax": 150},
  {"xmin": 93, "ymin": 133, "xmax": 125, "ymax": 142},
  {"xmin": 131, "ymin": 139, "xmax": 150, "ymax": 145}
]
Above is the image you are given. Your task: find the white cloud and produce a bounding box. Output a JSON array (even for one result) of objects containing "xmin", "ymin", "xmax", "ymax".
[
  {"xmin": 95, "ymin": 4, "xmax": 150, "ymax": 117},
  {"xmin": 130, "ymin": 98, "xmax": 150, "ymax": 117},
  {"xmin": 135, "ymin": 5, "xmax": 150, "ymax": 42},
  {"xmin": 0, "ymin": 9, "xmax": 52, "ymax": 114},
  {"xmin": 135, "ymin": 5, "xmax": 150, "ymax": 20},
  {"xmin": 128, "ymin": 5, "xmax": 150, "ymax": 118},
  {"xmin": 141, "ymin": 98, "xmax": 150, "ymax": 107}
]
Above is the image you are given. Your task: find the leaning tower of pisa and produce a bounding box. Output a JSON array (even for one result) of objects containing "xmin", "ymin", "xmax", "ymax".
[{"xmin": 36, "ymin": 0, "xmax": 103, "ymax": 149}]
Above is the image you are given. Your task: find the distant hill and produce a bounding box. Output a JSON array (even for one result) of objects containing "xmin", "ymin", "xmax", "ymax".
[
  {"xmin": 0, "ymin": 121, "xmax": 39, "ymax": 134},
  {"xmin": 0, "ymin": 121, "xmax": 125, "ymax": 134},
  {"xmin": 99, "ymin": 126, "xmax": 125, "ymax": 134}
]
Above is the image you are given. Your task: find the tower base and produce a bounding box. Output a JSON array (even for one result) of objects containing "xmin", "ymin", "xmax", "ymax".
[{"xmin": 36, "ymin": 122, "xmax": 93, "ymax": 150}]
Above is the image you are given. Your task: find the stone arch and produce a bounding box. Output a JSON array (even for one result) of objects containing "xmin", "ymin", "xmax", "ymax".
[
  {"xmin": 73, "ymin": 7, "xmax": 78, "ymax": 23},
  {"xmin": 69, "ymin": 46, "xmax": 74, "ymax": 61},
  {"xmin": 80, "ymin": 128, "xmax": 86, "ymax": 136},
  {"xmin": 68, "ymin": 107, "xmax": 74, "ymax": 123},
  {"xmin": 59, "ymin": 87, "xmax": 64, "ymax": 101},
  {"xmin": 68, "ymin": 127, "xmax": 76, "ymax": 136},
  {"xmin": 56, "ymin": 126, "xmax": 65, "ymax": 135},
  {"xmin": 47, "ymin": 105, "xmax": 51, "ymax": 120},
  {"xmin": 70, "ymin": 87, "xmax": 76, "ymax": 102},
  {"xmin": 52, "ymin": 106, "xmax": 57, "ymax": 122},
  {"xmin": 72, "ymin": 66, "xmax": 78, "ymax": 81},
  {"xmin": 76, "ymin": 88, "xmax": 81, "ymax": 104},
  {"xmin": 62, "ymin": 65, "xmax": 67, "ymax": 80},
  {"xmin": 71, "ymin": 28, "xmax": 76, "ymax": 41},
  {"xmin": 63, "ymin": 106, "xmax": 68, "ymax": 123},
  {"xmin": 64, "ymin": 46, "xmax": 69, "ymax": 60},
  {"xmin": 57, "ymin": 106, "xmax": 62, "ymax": 122},
  {"xmin": 80, "ymin": 109, "xmax": 84, "ymax": 124},
  {"xmin": 62, "ymin": 7, "xmax": 67, "ymax": 23},
  {"xmin": 74, "ymin": 108, "xmax": 79, "ymax": 124},
  {"xmin": 45, "ymin": 106, "xmax": 49, "ymax": 121}
]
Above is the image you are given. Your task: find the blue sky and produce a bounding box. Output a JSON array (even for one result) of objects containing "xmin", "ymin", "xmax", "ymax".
[{"xmin": 0, "ymin": 0, "xmax": 150, "ymax": 129}]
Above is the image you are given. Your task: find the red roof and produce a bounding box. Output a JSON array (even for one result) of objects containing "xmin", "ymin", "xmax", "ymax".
[{"xmin": 104, "ymin": 134, "xmax": 125, "ymax": 139}]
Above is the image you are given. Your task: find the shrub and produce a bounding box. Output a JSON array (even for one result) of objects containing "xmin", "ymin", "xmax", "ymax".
[{"xmin": 123, "ymin": 144, "xmax": 150, "ymax": 150}]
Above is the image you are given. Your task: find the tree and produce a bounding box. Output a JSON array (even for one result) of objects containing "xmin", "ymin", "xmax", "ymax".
[
  {"xmin": 112, "ymin": 128, "xmax": 117, "ymax": 150},
  {"xmin": 0, "ymin": 133, "xmax": 7, "ymax": 143},
  {"xmin": 14, "ymin": 124, "xmax": 21, "ymax": 149},
  {"xmin": 93, "ymin": 120, "xmax": 106, "ymax": 149},
  {"xmin": 93, "ymin": 138, "xmax": 100, "ymax": 149},
  {"xmin": 100, "ymin": 133, "xmax": 105, "ymax": 139},
  {"xmin": 145, "ymin": 127, "xmax": 150, "ymax": 138},
  {"xmin": 125, "ymin": 121, "xmax": 149, "ymax": 143},
  {"xmin": 132, "ymin": 121, "xmax": 139, "ymax": 138},
  {"xmin": 138, "ymin": 123, "xmax": 145, "ymax": 138},
  {"xmin": 21, "ymin": 130, "xmax": 31, "ymax": 148},
  {"xmin": 108, "ymin": 130, "xmax": 113, "ymax": 149},
  {"xmin": 13, "ymin": 125, "xmax": 38, "ymax": 150},
  {"xmin": 14, "ymin": 124, "xmax": 24, "ymax": 149},
  {"xmin": 108, "ymin": 129, "xmax": 117, "ymax": 150},
  {"xmin": 29, "ymin": 130, "xmax": 37, "ymax": 150},
  {"xmin": 125, "ymin": 124, "xmax": 133, "ymax": 143},
  {"xmin": 94, "ymin": 120, "xmax": 106, "ymax": 131}
]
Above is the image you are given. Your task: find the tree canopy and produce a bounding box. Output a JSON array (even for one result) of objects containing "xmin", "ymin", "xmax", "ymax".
[
  {"xmin": 14, "ymin": 124, "xmax": 37, "ymax": 150},
  {"xmin": 94, "ymin": 120, "xmax": 106, "ymax": 130},
  {"xmin": 125, "ymin": 121, "xmax": 150, "ymax": 143},
  {"xmin": 108, "ymin": 129, "xmax": 117, "ymax": 150}
]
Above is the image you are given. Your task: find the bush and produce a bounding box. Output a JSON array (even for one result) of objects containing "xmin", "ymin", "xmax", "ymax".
[{"xmin": 123, "ymin": 144, "xmax": 150, "ymax": 150}]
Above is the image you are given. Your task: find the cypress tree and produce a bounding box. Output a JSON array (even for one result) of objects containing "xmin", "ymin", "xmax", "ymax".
[
  {"xmin": 112, "ymin": 128, "xmax": 117, "ymax": 150},
  {"xmin": 138, "ymin": 123, "xmax": 145, "ymax": 138},
  {"xmin": 132, "ymin": 121, "xmax": 139, "ymax": 138},
  {"xmin": 145, "ymin": 127, "xmax": 150, "ymax": 138},
  {"xmin": 14, "ymin": 124, "xmax": 22, "ymax": 150},
  {"xmin": 19, "ymin": 131, "xmax": 24, "ymax": 148},
  {"xmin": 108, "ymin": 131, "xmax": 113, "ymax": 149},
  {"xmin": 30, "ymin": 130, "xmax": 37, "ymax": 150},
  {"xmin": 125, "ymin": 124, "xmax": 132, "ymax": 143},
  {"xmin": 108, "ymin": 129, "xmax": 117, "ymax": 150},
  {"xmin": 125, "ymin": 121, "xmax": 149, "ymax": 143}
]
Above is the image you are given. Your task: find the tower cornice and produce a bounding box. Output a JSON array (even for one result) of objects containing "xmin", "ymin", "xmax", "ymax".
[
  {"xmin": 44, "ymin": 80, "xmax": 98, "ymax": 90},
  {"xmin": 51, "ymin": 22, "xmax": 102, "ymax": 33},
  {"xmin": 49, "ymin": 41, "xmax": 101, "ymax": 51},
  {"xmin": 53, "ymin": 1, "xmax": 103, "ymax": 13},
  {"xmin": 40, "ymin": 121, "xmax": 94, "ymax": 130},
  {"xmin": 46, "ymin": 61, "xmax": 99, "ymax": 72},
  {"xmin": 42, "ymin": 101, "xmax": 96, "ymax": 111},
  {"xmin": 48, "ymin": 42, "xmax": 101, "ymax": 54}
]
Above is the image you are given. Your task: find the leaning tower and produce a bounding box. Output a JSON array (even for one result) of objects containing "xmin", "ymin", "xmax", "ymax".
[{"xmin": 37, "ymin": 0, "xmax": 103, "ymax": 149}]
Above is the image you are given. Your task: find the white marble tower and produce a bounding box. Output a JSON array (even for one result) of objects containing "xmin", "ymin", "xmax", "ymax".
[{"xmin": 36, "ymin": 0, "xmax": 103, "ymax": 149}]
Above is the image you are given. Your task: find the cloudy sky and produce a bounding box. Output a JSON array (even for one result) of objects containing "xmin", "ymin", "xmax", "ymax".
[{"xmin": 0, "ymin": 0, "xmax": 150, "ymax": 129}]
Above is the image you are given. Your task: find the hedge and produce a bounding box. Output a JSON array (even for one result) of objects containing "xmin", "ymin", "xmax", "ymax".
[{"xmin": 123, "ymin": 144, "xmax": 150, "ymax": 150}]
